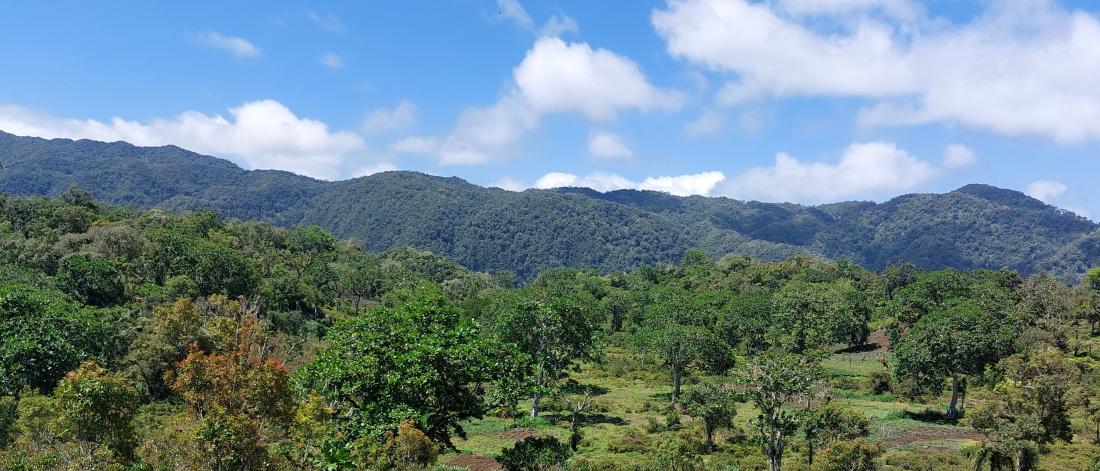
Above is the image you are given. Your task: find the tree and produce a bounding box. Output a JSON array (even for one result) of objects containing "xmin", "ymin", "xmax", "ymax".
[
  {"xmin": 648, "ymin": 323, "xmax": 732, "ymax": 408},
  {"xmin": 735, "ymin": 350, "xmax": 823, "ymax": 471},
  {"xmin": 53, "ymin": 360, "xmax": 139, "ymax": 462},
  {"xmin": 561, "ymin": 388, "xmax": 595, "ymax": 452},
  {"xmin": 296, "ymin": 285, "xmax": 504, "ymax": 446},
  {"xmin": 769, "ymin": 280, "xmax": 868, "ymax": 353},
  {"xmin": 0, "ymin": 282, "xmax": 111, "ymax": 394},
  {"xmin": 892, "ymin": 301, "xmax": 1018, "ymax": 420},
  {"xmin": 55, "ymin": 254, "xmax": 125, "ymax": 307},
  {"xmin": 683, "ymin": 381, "xmax": 737, "ymax": 453},
  {"xmin": 965, "ymin": 348, "xmax": 1081, "ymax": 471},
  {"xmin": 492, "ymin": 287, "xmax": 604, "ymax": 418}
]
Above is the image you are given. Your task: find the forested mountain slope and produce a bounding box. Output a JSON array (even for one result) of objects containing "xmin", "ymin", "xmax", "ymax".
[{"xmin": 2, "ymin": 130, "xmax": 1097, "ymax": 280}]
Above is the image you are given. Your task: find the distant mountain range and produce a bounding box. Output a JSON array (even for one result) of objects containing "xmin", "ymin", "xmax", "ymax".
[{"xmin": 2, "ymin": 130, "xmax": 1098, "ymax": 281}]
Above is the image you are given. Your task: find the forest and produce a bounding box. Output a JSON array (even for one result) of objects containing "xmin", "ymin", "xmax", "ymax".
[
  {"xmin": 2, "ymin": 190, "xmax": 1100, "ymax": 470},
  {"xmin": 3, "ymin": 131, "xmax": 1100, "ymax": 283}
]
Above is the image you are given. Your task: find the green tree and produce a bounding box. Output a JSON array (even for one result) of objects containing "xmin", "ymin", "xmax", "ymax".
[
  {"xmin": 52, "ymin": 360, "xmax": 139, "ymax": 462},
  {"xmin": 812, "ymin": 438, "xmax": 883, "ymax": 471},
  {"xmin": 769, "ymin": 279, "xmax": 868, "ymax": 353},
  {"xmin": 0, "ymin": 282, "xmax": 110, "ymax": 394},
  {"xmin": 55, "ymin": 254, "xmax": 126, "ymax": 307},
  {"xmin": 492, "ymin": 288, "xmax": 604, "ymax": 418},
  {"xmin": 683, "ymin": 381, "xmax": 737, "ymax": 453},
  {"xmin": 736, "ymin": 350, "xmax": 823, "ymax": 471},
  {"xmin": 892, "ymin": 301, "xmax": 1018, "ymax": 420},
  {"xmin": 296, "ymin": 284, "xmax": 504, "ymax": 446}
]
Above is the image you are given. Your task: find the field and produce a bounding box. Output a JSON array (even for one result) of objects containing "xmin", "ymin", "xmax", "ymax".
[{"xmin": 442, "ymin": 330, "xmax": 1100, "ymax": 470}]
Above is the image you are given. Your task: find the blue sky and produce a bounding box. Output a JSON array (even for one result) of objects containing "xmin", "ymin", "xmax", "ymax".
[{"xmin": 1, "ymin": 0, "xmax": 1098, "ymax": 218}]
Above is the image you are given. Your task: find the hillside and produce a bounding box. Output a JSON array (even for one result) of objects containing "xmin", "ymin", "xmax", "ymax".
[{"xmin": 2, "ymin": 130, "xmax": 1097, "ymax": 281}]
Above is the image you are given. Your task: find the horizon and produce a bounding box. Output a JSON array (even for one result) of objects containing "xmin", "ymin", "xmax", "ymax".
[{"xmin": 2, "ymin": 0, "xmax": 1098, "ymax": 217}]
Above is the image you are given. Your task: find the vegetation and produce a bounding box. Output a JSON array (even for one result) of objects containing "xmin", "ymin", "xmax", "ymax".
[
  {"xmin": 4, "ymin": 131, "xmax": 1100, "ymax": 282},
  {"xmin": 2, "ymin": 192, "xmax": 1100, "ymax": 470}
]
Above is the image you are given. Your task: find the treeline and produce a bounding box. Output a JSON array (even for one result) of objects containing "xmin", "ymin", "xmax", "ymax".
[{"xmin": 1, "ymin": 192, "xmax": 1099, "ymax": 470}]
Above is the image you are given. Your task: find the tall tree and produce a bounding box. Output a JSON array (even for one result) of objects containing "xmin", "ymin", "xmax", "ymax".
[
  {"xmin": 735, "ymin": 351, "xmax": 823, "ymax": 471},
  {"xmin": 492, "ymin": 287, "xmax": 604, "ymax": 418},
  {"xmin": 683, "ymin": 381, "xmax": 737, "ymax": 453},
  {"xmin": 893, "ymin": 301, "xmax": 1019, "ymax": 419}
]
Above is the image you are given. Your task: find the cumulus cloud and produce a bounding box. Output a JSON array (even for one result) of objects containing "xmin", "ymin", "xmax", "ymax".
[
  {"xmin": 529, "ymin": 170, "xmax": 726, "ymax": 196},
  {"xmin": 652, "ymin": 0, "xmax": 1100, "ymax": 143},
  {"xmin": 189, "ymin": 31, "xmax": 261, "ymax": 58},
  {"xmin": 587, "ymin": 132, "xmax": 633, "ymax": 159},
  {"xmin": 319, "ymin": 52, "xmax": 345, "ymax": 69},
  {"xmin": 716, "ymin": 141, "xmax": 938, "ymax": 203},
  {"xmin": 490, "ymin": 177, "xmax": 528, "ymax": 192},
  {"xmin": 515, "ymin": 37, "xmax": 682, "ymax": 121},
  {"xmin": 0, "ymin": 100, "xmax": 363, "ymax": 180},
  {"xmin": 362, "ymin": 101, "xmax": 416, "ymax": 135},
  {"xmin": 942, "ymin": 144, "xmax": 976, "ymax": 169},
  {"xmin": 1025, "ymin": 180, "xmax": 1068, "ymax": 204},
  {"xmin": 410, "ymin": 37, "xmax": 679, "ymax": 164}
]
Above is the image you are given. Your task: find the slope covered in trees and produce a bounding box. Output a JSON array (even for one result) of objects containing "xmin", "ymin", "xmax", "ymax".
[
  {"xmin": 3, "ymin": 193, "xmax": 1100, "ymax": 470},
  {"xmin": 2, "ymin": 131, "xmax": 1097, "ymax": 282}
]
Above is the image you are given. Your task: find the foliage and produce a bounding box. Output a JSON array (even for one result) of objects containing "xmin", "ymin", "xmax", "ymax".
[
  {"xmin": 296, "ymin": 284, "xmax": 504, "ymax": 446},
  {"xmin": 497, "ymin": 436, "xmax": 571, "ymax": 471}
]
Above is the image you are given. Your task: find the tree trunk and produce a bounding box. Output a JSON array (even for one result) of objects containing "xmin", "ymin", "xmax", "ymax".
[
  {"xmin": 1016, "ymin": 449, "xmax": 1031, "ymax": 471},
  {"xmin": 767, "ymin": 429, "xmax": 784, "ymax": 471},
  {"xmin": 704, "ymin": 423, "xmax": 714, "ymax": 454},
  {"xmin": 947, "ymin": 376, "xmax": 961, "ymax": 420},
  {"xmin": 530, "ymin": 392, "xmax": 542, "ymax": 418},
  {"xmin": 671, "ymin": 367, "xmax": 682, "ymax": 407}
]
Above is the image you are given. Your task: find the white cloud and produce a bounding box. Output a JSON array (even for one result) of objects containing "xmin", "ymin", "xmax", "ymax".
[
  {"xmin": 412, "ymin": 37, "xmax": 678, "ymax": 164},
  {"xmin": 0, "ymin": 100, "xmax": 363, "ymax": 180},
  {"xmin": 1025, "ymin": 180, "xmax": 1068, "ymax": 204},
  {"xmin": 362, "ymin": 101, "xmax": 416, "ymax": 135},
  {"xmin": 490, "ymin": 177, "xmax": 528, "ymax": 192},
  {"xmin": 942, "ymin": 144, "xmax": 976, "ymax": 168},
  {"xmin": 587, "ymin": 132, "xmax": 633, "ymax": 159},
  {"xmin": 653, "ymin": 0, "xmax": 1100, "ymax": 144},
  {"xmin": 307, "ymin": 11, "xmax": 346, "ymax": 33},
  {"xmin": 683, "ymin": 109, "xmax": 724, "ymax": 136},
  {"xmin": 515, "ymin": 37, "xmax": 682, "ymax": 121},
  {"xmin": 532, "ymin": 170, "xmax": 726, "ymax": 196},
  {"xmin": 717, "ymin": 141, "xmax": 938, "ymax": 203},
  {"xmin": 540, "ymin": 14, "xmax": 580, "ymax": 37},
  {"xmin": 189, "ymin": 31, "xmax": 261, "ymax": 58},
  {"xmin": 319, "ymin": 52, "xmax": 345, "ymax": 69},
  {"xmin": 496, "ymin": 0, "xmax": 534, "ymax": 30},
  {"xmin": 352, "ymin": 162, "xmax": 398, "ymax": 177}
]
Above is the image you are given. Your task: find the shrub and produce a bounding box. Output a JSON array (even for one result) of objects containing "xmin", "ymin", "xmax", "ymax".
[
  {"xmin": 384, "ymin": 420, "xmax": 440, "ymax": 470},
  {"xmin": 813, "ymin": 438, "xmax": 883, "ymax": 471},
  {"xmin": 864, "ymin": 371, "xmax": 892, "ymax": 395},
  {"xmin": 498, "ymin": 436, "xmax": 571, "ymax": 471}
]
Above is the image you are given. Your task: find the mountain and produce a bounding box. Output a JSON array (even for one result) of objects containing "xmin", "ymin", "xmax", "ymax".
[{"xmin": 2, "ymin": 130, "xmax": 1098, "ymax": 281}]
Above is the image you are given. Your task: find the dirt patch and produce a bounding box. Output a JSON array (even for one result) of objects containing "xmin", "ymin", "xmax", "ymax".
[
  {"xmin": 446, "ymin": 454, "xmax": 503, "ymax": 471},
  {"xmin": 498, "ymin": 427, "xmax": 543, "ymax": 441},
  {"xmin": 866, "ymin": 328, "xmax": 891, "ymax": 351},
  {"xmin": 877, "ymin": 424, "xmax": 984, "ymax": 449}
]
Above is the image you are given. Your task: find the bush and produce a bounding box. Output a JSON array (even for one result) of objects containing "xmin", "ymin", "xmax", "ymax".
[
  {"xmin": 813, "ymin": 439, "xmax": 884, "ymax": 471},
  {"xmin": 864, "ymin": 371, "xmax": 892, "ymax": 395},
  {"xmin": 384, "ymin": 420, "xmax": 440, "ymax": 470},
  {"xmin": 498, "ymin": 436, "xmax": 571, "ymax": 471}
]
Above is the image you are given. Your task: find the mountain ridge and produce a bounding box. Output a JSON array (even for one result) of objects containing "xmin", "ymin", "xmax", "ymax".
[{"xmin": 1, "ymin": 130, "xmax": 1097, "ymax": 281}]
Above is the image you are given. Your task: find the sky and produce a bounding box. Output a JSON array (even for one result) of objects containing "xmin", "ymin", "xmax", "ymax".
[{"xmin": 1, "ymin": 0, "xmax": 1099, "ymax": 218}]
